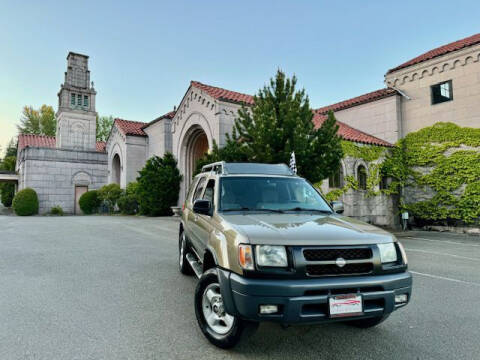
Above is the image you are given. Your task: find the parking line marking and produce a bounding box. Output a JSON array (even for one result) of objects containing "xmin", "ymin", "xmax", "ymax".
[
  {"xmin": 410, "ymin": 271, "xmax": 480, "ymax": 287},
  {"xmin": 404, "ymin": 248, "xmax": 480, "ymax": 262},
  {"xmin": 402, "ymin": 236, "xmax": 480, "ymax": 247}
]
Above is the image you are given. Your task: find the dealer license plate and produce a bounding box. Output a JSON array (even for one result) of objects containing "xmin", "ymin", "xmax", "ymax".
[{"xmin": 329, "ymin": 294, "xmax": 363, "ymax": 318}]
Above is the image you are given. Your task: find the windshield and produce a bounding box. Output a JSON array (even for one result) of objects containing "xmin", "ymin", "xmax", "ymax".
[{"xmin": 219, "ymin": 176, "xmax": 332, "ymax": 213}]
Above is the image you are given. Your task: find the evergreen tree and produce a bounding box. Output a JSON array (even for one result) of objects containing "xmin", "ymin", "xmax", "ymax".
[
  {"xmin": 4, "ymin": 138, "xmax": 17, "ymax": 158},
  {"xmin": 136, "ymin": 153, "xmax": 183, "ymax": 216},
  {"xmin": 194, "ymin": 135, "xmax": 248, "ymax": 175},
  {"xmin": 230, "ymin": 70, "xmax": 343, "ymax": 183}
]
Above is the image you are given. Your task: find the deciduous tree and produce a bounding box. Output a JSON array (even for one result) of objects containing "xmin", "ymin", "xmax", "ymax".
[
  {"xmin": 17, "ymin": 105, "xmax": 56, "ymax": 136},
  {"xmin": 96, "ymin": 115, "xmax": 114, "ymax": 141}
]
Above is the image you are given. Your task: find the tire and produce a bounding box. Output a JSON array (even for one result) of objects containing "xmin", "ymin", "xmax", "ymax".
[
  {"xmin": 194, "ymin": 268, "xmax": 258, "ymax": 348},
  {"xmin": 348, "ymin": 314, "xmax": 390, "ymax": 328},
  {"xmin": 179, "ymin": 230, "xmax": 193, "ymax": 275}
]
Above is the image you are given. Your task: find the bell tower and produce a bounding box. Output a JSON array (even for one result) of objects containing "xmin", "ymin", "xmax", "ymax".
[{"xmin": 56, "ymin": 52, "xmax": 97, "ymax": 151}]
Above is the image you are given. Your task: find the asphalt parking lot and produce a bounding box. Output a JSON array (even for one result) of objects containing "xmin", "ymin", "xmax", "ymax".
[{"xmin": 0, "ymin": 215, "xmax": 479, "ymax": 360}]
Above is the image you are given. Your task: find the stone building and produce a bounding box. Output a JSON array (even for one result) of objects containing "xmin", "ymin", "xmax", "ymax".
[
  {"xmin": 16, "ymin": 53, "xmax": 108, "ymax": 214},
  {"xmin": 12, "ymin": 32, "xmax": 480, "ymax": 223},
  {"xmin": 107, "ymin": 33, "xmax": 480, "ymax": 226}
]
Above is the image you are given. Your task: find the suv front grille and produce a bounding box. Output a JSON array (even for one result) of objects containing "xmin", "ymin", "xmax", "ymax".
[
  {"xmin": 300, "ymin": 246, "xmax": 375, "ymax": 277},
  {"xmin": 303, "ymin": 248, "xmax": 372, "ymax": 261},
  {"xmin": 306, "ymin": 263, "xmax": 373, "ymax": 276}
]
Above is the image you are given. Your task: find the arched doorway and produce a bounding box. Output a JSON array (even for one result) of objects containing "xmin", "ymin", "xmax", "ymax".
[
  {"xmin": 112, "ymin": 154, "xmax": 121, "ymax": 185},
  {"xmin": 183, "ymin": 126, "xmax": 209, "ymax": 193}
]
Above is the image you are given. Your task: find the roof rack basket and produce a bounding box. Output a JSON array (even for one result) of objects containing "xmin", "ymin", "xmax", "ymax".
[{"xmin": 201, "ymin": 161, "xmax": 226, "ymax": 175}]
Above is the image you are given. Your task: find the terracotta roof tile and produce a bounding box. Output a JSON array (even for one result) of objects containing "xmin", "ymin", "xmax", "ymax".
[
  {"xmin": 315, "ymin": 88, "xmax": 397, "ymax": 114},
  {"xmin": 388, "ymin": 33, "xmax": 480, "ymax": 74},
  {"xmin": 188, "ymin": 81, "xmax": 393, "ymax": 147},
  {"xmin": 17, "ymin": 134, "xmax": 56, "ymax": 152},
  {"xmin": 114, "ymin": 118, "xmax": 147, "ymax": 136},
  {"xmin": 142, "ymin": 110, "xmax": 176, "ymax": 130},
  {"xmin": 191, "ymin": 81, "xmax": 254, "ymax": 105},
  {"xmin": 313, "ymin": 112, "xmax": 392, "ymax": 147},
  {"xmin": 17, "ymin": 134, "xmax": 107, "ymax": 153},
  {"xmin": 96, "ymin": 141, "xmax": 106, "ymax": 152}
]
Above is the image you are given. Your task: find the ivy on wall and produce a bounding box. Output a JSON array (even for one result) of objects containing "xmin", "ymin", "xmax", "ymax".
[
  {"xmin": 321, "ymin": 141, "xmax": 387, "ymax": 201},
  {"xmin": 382, "ymin": 122, "xmax": 480, "ymax": 224},
  {"xmin": 321, "ymin": 122, "xmax": 480, "ymax": 225}
]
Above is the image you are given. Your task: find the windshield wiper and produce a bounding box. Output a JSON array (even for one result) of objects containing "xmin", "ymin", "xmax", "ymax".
[
  {"xmin": 285, "ymin": 207, "xmax": 332, "ymax": 214},
  {"xmin": 222, "ymin": 207, "xmax": 252, "ymax": 212},
  {"xmin": 254, "ymin": 208, "xmax": 284, "ymax": 213},
  {"xmin": 222, "ymin": 207, "xmax": 284, "ymax": 213}
]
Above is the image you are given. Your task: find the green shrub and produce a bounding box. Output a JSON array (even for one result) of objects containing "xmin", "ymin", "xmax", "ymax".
[
  {"xmin": 97, "ymin": 184, "xmax": 123, "ymax": 213},
  {"xmin": 117, "ymin": 182, "xmax": 140, "ymax": 215},
  {"xmin": 118, "ymin": 193, "xmax": 139, "ymax": 215},
  {"xmin": 79, "ymin": 190, "xmax": 100, "ymax": 214},
  {"xmin": 12, "ymin": 188, "xmax": 39, "ymax": 216},
  {"xmin": 0, "ymin": 183, "xmax": 15, "ymax": 207},
  {"xmin": 126, "ymin": 181, "xmax": 139, "ymax": 196},
  {"xmin": 50, "ymin": 205, "xmax": 64, "ymax": 216},
  {"xmin": 137, "ymin": 153, "xmax": 182, "ymax": 216}
]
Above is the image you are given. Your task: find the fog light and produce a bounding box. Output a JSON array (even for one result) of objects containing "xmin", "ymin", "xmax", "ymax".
[
  {"xmin": 395, "ymin": 294, "xmax": 408, "ymax": 304},
  {"xmin": 259, "ymin": 305, "xmax": 279, "ymax": 314}
]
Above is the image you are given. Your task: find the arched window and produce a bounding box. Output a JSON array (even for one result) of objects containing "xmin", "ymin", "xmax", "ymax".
[
  {"xmin": 112, "ymin": 154, "xmax": 121, "ymax": 185},
  {"xmin": 380, "ymin": 176, "xmax": 389, "ymax": 190},
  {"xmin": 357, "ymin": 165, "xmax": 367, "ymax": 190},
  {"xmin": 329, "ymin": 166, "xmax": 343, "ymax": 189}
]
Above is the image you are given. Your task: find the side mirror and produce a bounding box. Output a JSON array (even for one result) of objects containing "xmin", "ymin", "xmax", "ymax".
[
  {"xmin": 193, "ymin": 199, "xmax": 212, "ymax": 216},
  {"xmin": 331, "ymin": 201, "xmax": 344, "ymax": 214}
]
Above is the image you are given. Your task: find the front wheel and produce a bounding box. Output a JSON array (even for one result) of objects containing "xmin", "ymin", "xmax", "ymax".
[
  {"xmin": 194, "ymin": 268, "xmax": 257, "ymax": 348},
  {"xmin": 179, "ymin": 231, "xmax": 193, "ymax": 275}
]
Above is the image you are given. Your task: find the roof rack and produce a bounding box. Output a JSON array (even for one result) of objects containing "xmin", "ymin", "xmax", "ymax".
[
  {"xmin": 201, "ymin": 161, "xmax": 226, "ymax": 174},
  {"xmin": 201, "ymin": 162, "xmax": 295, "ymax": 176}
]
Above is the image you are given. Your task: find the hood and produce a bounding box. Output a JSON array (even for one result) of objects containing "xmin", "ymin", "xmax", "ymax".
[{"xmin": 220, "ymin": 213, "xmax": 395, "ymax": 246}]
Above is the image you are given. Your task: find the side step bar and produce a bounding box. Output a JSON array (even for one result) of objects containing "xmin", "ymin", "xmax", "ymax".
[{"xmin": 186, "ymin": 253, "xmax": 203, "ymax": 279}]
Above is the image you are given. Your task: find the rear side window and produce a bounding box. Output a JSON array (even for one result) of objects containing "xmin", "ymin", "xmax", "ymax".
[
  {"xmin": 193, "ymin": 177, "xmax": 207, "ymax": 201},
  {"xmin": 186, "ymin": 177, "xmax": 200, "ymax": 203}
]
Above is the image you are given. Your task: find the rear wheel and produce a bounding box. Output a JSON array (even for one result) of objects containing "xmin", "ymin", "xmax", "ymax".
[
  {"xmin": 195, "ymin": 268, "xmax": 257, "ymax": 348},
  {"xmin": 348, "ymin": 314, "xmax": 390, "ymax": 328},
  {"xmin": 179, "ymin": 230, "xmax": 193, "ymax": 275}
]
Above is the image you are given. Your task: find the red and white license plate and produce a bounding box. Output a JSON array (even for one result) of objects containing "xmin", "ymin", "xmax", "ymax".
[{"xmin": 329, "ymin": 294, "xmax": 363, "ymax": 318}]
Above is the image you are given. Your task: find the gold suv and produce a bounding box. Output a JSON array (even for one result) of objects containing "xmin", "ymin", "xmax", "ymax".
[{"xmin": 179, "ymin": 162, "xmax": 411, "ymax": 348}]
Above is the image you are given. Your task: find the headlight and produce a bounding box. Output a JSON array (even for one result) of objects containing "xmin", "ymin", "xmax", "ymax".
[
  {"xmin": 377, "ymin": 243, "xmax": 397, "ymax": 263},
  {"xmin": 256, "ymin": 245, "xmax": 288, "ymax": 267}
]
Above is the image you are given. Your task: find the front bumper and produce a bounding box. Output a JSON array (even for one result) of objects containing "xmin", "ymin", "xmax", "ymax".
[{"xmin": 218, "ymin": 269, "xmax": 412, "ymax": 324}]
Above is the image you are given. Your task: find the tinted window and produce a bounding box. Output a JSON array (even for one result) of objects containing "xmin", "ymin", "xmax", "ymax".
[
  {"xmin": 329, "ymin": 166, "xmax": 343, "ymax": 188},
  {"xmin": 203, "ymin": 179, "xmax": 215, "ymax": 204},
  {"xmin": 187, "ymin": 177, "xmax": 200, "ymax": 203},
  {"xmin": 357, "ymin": 165, "xmax": 367, "ymax": 190},
  {"xmin": 219, "ymin": 177, "xmax": 331, "ymax": 212},
  {"xmin": 193, "ymin": 177, "xmax": 207, "ymax": 201},
  {"xmin": 431, "ymin": 80, "xmax": 453, "ymax": 104}
]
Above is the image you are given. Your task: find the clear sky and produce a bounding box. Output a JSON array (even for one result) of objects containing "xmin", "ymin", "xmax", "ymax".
[{"xmin": 1, "ymin": 0, "xmax": 479, "ymax": 155}]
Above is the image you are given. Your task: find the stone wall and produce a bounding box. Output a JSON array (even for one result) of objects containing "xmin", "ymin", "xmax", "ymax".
[
  {"xmin": 333, "ymin": 95, "xmax": 402, "ymax": 144},
  {"xmin": 385, "ymin": 43, "xmax": 480, "ymax": 135},
  {"xmin": 124, "ymin": 135, "xmax": 148, "ymax": 185},
  {"xmin": 144, "ymin": 118, "xmax": 172, "ymax": 158},
  {"xmin": 18, "ymin": 147, "xmax": 107, "ymax": 214},
  {"xmin": 319, "ymin": 155, "xmax": 399, "ymax": 228}
]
